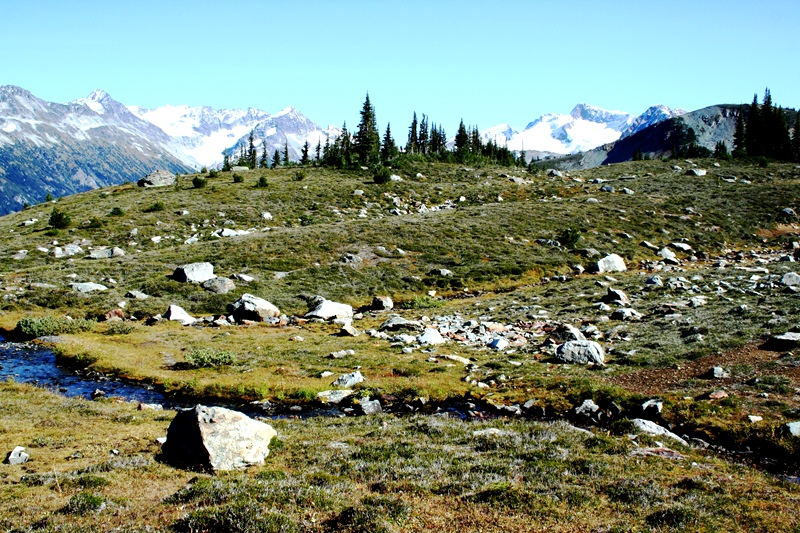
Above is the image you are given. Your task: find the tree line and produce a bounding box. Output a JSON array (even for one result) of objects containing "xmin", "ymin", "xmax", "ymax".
[
  {"xmin": 220, "ymin": 93, "xmax": 527, "ymax": 171},
  {"xmin": 732, "ymin": 88, "xmax": 799, "ymax": 162}
]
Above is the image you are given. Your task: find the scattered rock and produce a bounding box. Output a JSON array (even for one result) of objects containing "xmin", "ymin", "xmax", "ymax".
[
  {"xmin": 339, "ymin": 324, "xmax": 361, "ymax": 337},
  {"xmin": 547, "ymin": 169, "xmax": 563, "ymax": 178},
  {"xmin": 602, "ymin": 288, "xmax": 630, "ymax": 305},
  {"xmin": 748, "ymin": 415, "xmax": 763, "ymax": 424},
  {"xmin": 5, "ymin": 446, "xmax": 29, "ymax": 465},
  {"xmin": 487, "ymin": 338, "xmax": 510, "ymax": 351},
  {"xmin": 686, "ymin": 168, "xmax": 707, "ymax": 176},
  {"xmin": 161, "ymin": 405, "xmax": 277, "ymax": 471},
  {"xmin": 786, "ymin": 421, "xmax": 800, "ymax": 437},
  {"xmin": 317, "ymin": 390, "xmax": 353, "ymax": 404},
  {"xmin": 227, "ymin": 294, "xmax": 280, "ymax": 322},
  {"xmin": 379, "ymin": 314, "xmax": 423, "ymax": 332},
  {"xmin": 88, "ymin": 247, "xmax": 125, "ymax": 259},
  {"xmin": 765, "ymin": 332, "xmax": 800, "ymax": 351},
  {"xmin": 631, "ymin": 418, "xmax": 688, "ymax": 446},
  {"xmin": 642, "ymin": 399, "xmax": 663, "ymax": 414},
  {"xmin": 708, "ymin": 390, "xmax": 729, "ymax": 400},
  {"xmin": 574, "ymin": 399, "xmax": 600, "ymax": 416},
  {"xmin": 549, "ymin": 324, "xmax": 586, "ymax": 343},
  {"xmin": 417, "ymin": 328, "xmax": 446, "ymax": 345},
  {"xmin": 305, "ymin": 296, "xmax": 353, "ymax": 320},
  {"xmin": 71, "ymin": 282, "xmax": 108, "ymax": 293},
  {"xmin": 126, "ymin": 290, "xmax": 149, "ymax": 300},
  {"xmin": 555, "ymin": 340, "xmax": 605, "ymax": 365},
  {"xmin": 138, "ymin": 170, "xmax": 176, "ymax": 188},
  {"xmin": 590, "ymin": 254, "xmax": 627, "ymax": 273},
  {"xmin": 359, "ymin": 398, "xmax": 382, "ymax": 415},
  {"xmin": 332, "ymin": 371, "xmax": 364, "ymax": 388},
  {"xmin": 201, "ymin": 277, "xmax": 236, "ymax": 294},
  {"xmin": 781, "ymin": 272, "xmax": 800, "ymax": 286},
  {"xmin": 233, "ymin": 273, "xmax": 255, "ymax": 283},
  {"xmin": 611, "ymin": 308, "xmax": 643, "ymax": 321},
  {"xmin": 174, "ymin": 262, "xmax": 216, "ymax": 284},
  {"xmin": 164, "ymin": 305, "xmax": 196, "ymax": 326},
  {"xmin": 370, "ymin": 296, "xmax": 394, "ymax": 311},
  {"xmin": 707, "ymin": 366, "xmax": 730, "ymax": 379}
]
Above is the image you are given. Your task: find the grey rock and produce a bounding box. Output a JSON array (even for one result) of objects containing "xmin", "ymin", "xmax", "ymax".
[
  {"xmin": 161, "ymin": 405, "xmax": 277, "ymax": 471},
  {"xmin": 487, "ymin": 338, "xmax": 509, "ymax": 351},
  {"xmin": 600, "ymin": 185, "xmax": 615, "ymax": 193},
  {"xmin": 642, "ymin": 399, "xmax": 663, "ymax": 414},
  {"xmin": 787, "ymin": 421, "xmax": 800, "ymax": 437},
  {"xmin": 71, "ymin": 282, "xmax": 108, "ymax": 293},
  {"xmin": 657, "ymin": 247, "xmax": 678, "ymax": 262},
  {"xmin": 645, "ymin": 275, "xmax": 664, "ymax": 287},
  {"xmin": 370, "ymin": 296, "xmax": 394, "ymax": 311},
  {"xmin": 429, "ymin": 268, "xmax": 454, "ymax": 277},
  {"xmin": 5, "ymin": 446, "xmax": 29, "ymax": 465},
  {"xmin": 546, "ymin": 169, "xmax": 563, "ymax": 178},
  {"xmin": 766, "ymin": 332, "xmax": 800, "ymax": 350},
  {"xmin": 379, "ymin": 314, "xmax": 423, "ymax": 332},
  {"xmin": 549, "ymin": 323, "xmax": 586, "ymax": 343},
  {"xmin": 339, "ymin": 324, "xmax": 361, "ymax": 337},
  {"xmin": 686, "ymin": 168, "xmax": 707, "ymax": 176},
  {"xmin": 227, "ymin": 294, "xmax": 280, "ymax": 322},
  {"xmin": 164, "ymin": 305, "xmax": 196, "ymax": 326},
  {"xmin": 781, "ymin": 272, "xmax": 800, "ymax": 286},
  {"xmin": 12, "ymin": 250, "xmax": 28, "ymax": 260},
  {"xmin": 332, "ymin": 371, "xmax": 365, "ymax": 388},
  {"xmin": 305, "ymin": 296, "xmax": 353, "ymax": 320},
  {"xmin": 708, "ymin": 366, "xmax": 730, "ymax": 379},
  {"xmin": 781, "ymin": 208, "xmax": 797, "ymax": 218},
  {"xmin": 202, "ymin": 277, "xmax": 236, "ymax": 294},
  {"xmin": 556, "ymin": 340, "xmax": 605, "ymax": 365},
  {"xmin": 670, "ymin": 242, "xmax": 693, "ymax": 252},
  {"xmin": 138, "ymin": 170, "xmax": 176, "ymax": 188},
  {"xmin": 602, "ymin": 288, "xmax": 630, "ymax": 305},
  {"xmin": 631, "ymin": 418, "xmax": 688, "ymax": 446},
  {"xmin": 174, "ymin": 262, "xmax": 215, "ymax": 283},
  {"xmin": 88, "ymin": 247, "xmax": 125, "ymax": 259},
  {"xmin": 126, "ymin": 290, "xmax": 149, "ymax": 300},
  {"xmin": 359, "ymin": 398, "xmax": 382, "ymax": 415},
  {"xmin": 574, "ymin": 399, "xmax": 600, "ymax": 416},
  {"xmin": 611, "ymin": 308, "xmax": 643, "ymax": 321},
  {"xmin": 591, "ymin": 254, "xmax": 627, "ymax": 273},
  {"xmin": 233, "ymin": 273, "xmax": 255, "ymax": 283},
  {"xmin": 317, "ymin": 390, "xmax": 353, "ymax": 404},
  {"xmin": 417, "ymin": 328, "xmax": 446, "ymax": 345}
]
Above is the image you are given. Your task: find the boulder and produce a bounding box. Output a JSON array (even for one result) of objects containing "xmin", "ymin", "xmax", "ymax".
[
  {"xmin": 657, "ymin": 247, "xmax": 678, "ymax": 262},
  {"xmin": 164, "ymin": 305, "xmax": 196, "ymax": 326},
  {"xmin": 332, "ymin": 371, "xmax": 364, "ymax": 388},
  {"xmin": 787, "ymin": 421, "xmax": 800, "ymax": 437},
  {"xmin": 590, "ymin": 254, "xmax": 627, "ymax": 273},
  {"xmin": 781, "ymin": 272, "xmax": 800, "ymax": 286},
  {"xmin": 305, "ymin": 297, "xmax": 353, "ymax": 320},
  {"xmin": 555, "ymin": 340, "xmax": 605, "ymax": 365},
  {"xmin": 487, "ymin": 338, "xmax": 510, "ymax": 351},
  {"xmin": 370, "ymin": 296, "xmax": 394, "ymax": 311},
  {"xmin": 764, "ymin": 332, "xmax": 800, "ymax": 350},
  {"xmin": 359, "ymin": 398, "xmax": 382, "ymax": 415},
  {"xmin": 4, "ymin": 446, "xmax": 29, "ymax": 465},
  {"xmin": 611, "ymin": 308, "xmax": 643, "ymax": 321},
  {"xmin": 549, "ymin": 324, "xmax": 586, "ymax": 343},
  {"xmin": 71, "ymin": 282, "xmax": 108, "ymax": 293},
  {"xmin": 161, "ymin": 405, "xmax": 277, "ymax": 472},
  {"xmin": 138, "ymin": 170, "xmax": 176, "ymax": 188},
  {"xmin": 174, "ymin": 262, "xmax": 215, "ymax": 284},
  {"xmin": 602, "ymin": 288, "xmax": 630, "ymax": 305},
  {"xmin": 546, "ymin": 169, "xmax": 563, "ymax": 178},
  {"xmin": 631, "ymin": 418, "xmax": 688, "ymax": 446},
  {"xmin": 686, "ymin": 168, "xmax": 707, "ymax": 176},
  {"xmin": 227, "ymin": 294, "xmax": 280, "ymax": 322},
  {"xmin": 417, "ymin": 328, "xmax": 446, "ymax": 345},
  {"xmin": 126, "ymin": 290, "xmax": 149, "ymax": 300},
  {"xmin": 88, "ymin": 247, "xmax": 125, "ymax": 259},
  {"xmin": 201, "ymin": 277, "xmax": 236, "ymax": 295},
  {"xmin": 316, "ymin": 390, "xmax": 353, "ymax": 404},
  {"xmin": 379, "ymin": 314, "xmax": 423, "ymax": 332}
]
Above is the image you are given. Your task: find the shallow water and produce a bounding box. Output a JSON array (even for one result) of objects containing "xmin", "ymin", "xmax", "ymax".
[{"xmin": 0, "ymin": 340, "xmax": 167, "ymax": 405}]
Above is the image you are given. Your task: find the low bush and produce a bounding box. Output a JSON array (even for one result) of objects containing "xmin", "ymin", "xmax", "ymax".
[
  {"xmin": 192, "ymin": 176, "xmax": 207, "ymax": 189},
  {"xmin": 15, "ymin": 316, "xmax": 97, "ymax": 338},
  {"xmin": 105, "ymin": 322, "xmax": 136, "ymax": 335},
  {"xmin": 143, "ymin": 201, "xmax": 165, "ymax": 213},
  {"xmin": 257, "ymin": 176, "xmax": 269, "ymax": 188},
  {"xmin": 373, "ymin": 166, "xmax": 391, "ymax": 184},
  {"xmin": 232, "ymin": 173, "xmax": 244, "ymax": 183},
  {"xmin": 185, "ymin": 348, "xmax": 236, "ymax": 368},
  {"xmin": 61, "ymin": 492, "xmax": 106, "ymax": 515},
  {"xmin": 109, "ymin": 206, "xmax": 125, "ymax": 216},
  {"xmin": 48, "ymin": 207, "xmax": 71, "ymax": 229}
]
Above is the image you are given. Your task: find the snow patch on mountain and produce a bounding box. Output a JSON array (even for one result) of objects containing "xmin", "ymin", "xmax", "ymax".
[{"xmin": 483, "ymin": 103, "xmax": 686, "ymax": 155}]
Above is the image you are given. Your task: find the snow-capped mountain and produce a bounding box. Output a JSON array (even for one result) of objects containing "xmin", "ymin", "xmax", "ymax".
[
  {"xmin": 482, "ymin": 103, "xmax": 686, "ymax": 155},
  {"xmin": 0, "ymin": 85, "xmax": 192, "ymax": 214}
]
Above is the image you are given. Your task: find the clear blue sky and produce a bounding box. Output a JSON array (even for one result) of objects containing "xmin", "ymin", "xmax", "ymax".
[{"xmin": 4, "ymin": 0, "xmax": 797, "ymax": 135}]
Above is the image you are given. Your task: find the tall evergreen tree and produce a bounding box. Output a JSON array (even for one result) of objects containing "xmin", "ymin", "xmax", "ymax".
[
  {"xmin": 272, "ymin": 149, "xmax": 281, "ymax": 169},
  {"xmin": 380, "ymin": 123, "xmax": 398, "ymax": 162},
  {"xmin": 259, "ymin": 140, "xmax": 269, "ymax": 168},
  {"xmin": 354, "ymin": 93, "xmax": 381, "ymax": 167},
  {"xmin": 454, "ymin": 120, "xmax": 469, "ymax": 153},
  {"xmin": 222, "ymin": 153, "xmax": 232, "ymax": 171},
  {"xmin": 300, "ymin": 141, "xmax": 310, "ymax": 165},
  {"xmin": 745, "ymin": 93, "xmax": 762, "ymax": 157},
  {"xmin": 283, "ymin": 143, "xmax": 290, "ymax": 165},
  {"xmin": 247, "ymin": 130, "xmax": 257, "ymax": 169},
  {"xmin": 732, "ymin": 108, "xmax": 746, "ymax": 158},
  {"xmin": 418, "ymin": 114, "xmax": 429, "ymax": 155},
  {"xmin": 406, "ymin": 112, "xmax": 418, "ymax": 154},
  {"xmin": 315, "ymin": 140, "xmax": 322, "ymax": 163}
]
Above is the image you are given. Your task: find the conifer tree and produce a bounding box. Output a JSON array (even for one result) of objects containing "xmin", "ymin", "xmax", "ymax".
[
  {"xmin": 247, "ymin": 130, "xmax": 257, "ymax": 169},
  {"xmin": 406, "ymin": 112, "xmax": 418, "ymax": 154},
  {"xmin": 745, "ymin": 93, "xmax": 762, "ymax": 157},
  {"xmin": 300, "ymin": 141, "xmax": 310, "ymax": 165},
  {"xmin": 259, "ymin": 140, "xmax": 269, "ymax": 168},
  {"xmin": 380, "ymin": 123, "xmax": 398, "ymax": 162},
  {"xmin": 454, "ymin": 120, "xmax": 469, "ymax": 153},
  {"xmin": 272, "ymin": 149, "xmax": 281, "ymax": 168},
  {"xmin": 222, "ymin": 153, "xmax": 232, "ymax": 171},
  {"xmin": 315, "ymin": 140, "xmax": 322, "ymax": 163},
  {"xmin": 283, "ymin": 143, "xmax": 290, "ymax": 166},
  {"xmin": 793, "ymin": 112, "xmax": 800, "ymax": 162},
  {"xmin": 418, "ymin": 114, "xmax": 429, "ymax": 155},
  {"xmin": 354, "ymin": 93, "xmax": 381, "ymax": 167},
  {"xmin": 732, "ymin": 108, "xmax": 746, "ymax": 158}
]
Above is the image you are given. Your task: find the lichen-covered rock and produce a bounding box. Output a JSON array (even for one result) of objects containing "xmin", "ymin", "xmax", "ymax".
[
  {"xmin": 174, "ymin": 262, "xmax": 215, "ymax": 284},
  {"xmin": 305, "ymin": 296, "xmax": 353, "ymax": 320},
  {"xmin": 161, "ymin": 405, "xmax": 277, "ymax": 472},
  {"xmin": 555, "ymin": 340, "xmax": 605, "ymax": 365},
  {"xmin": 138, "ymin": 170, "xmax": 176, "ymax": 188}
]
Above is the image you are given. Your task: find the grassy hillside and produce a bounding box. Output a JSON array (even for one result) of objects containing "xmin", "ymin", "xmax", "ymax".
[{"xmin": 1, "ymin": 158, "xmax": 800, "ymax": 531}]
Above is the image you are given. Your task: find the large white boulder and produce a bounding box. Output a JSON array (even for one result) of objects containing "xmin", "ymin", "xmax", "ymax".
[
  {"xmin": 228, "ymin": 294, "xmax": 280, "ymax": 322},
  {"xmin": 590, "ymin": 254, "xmax": 627, "ymax": 273},
  {"xmin": 164, "ymin": 304, "xmax": 196, "ymax": 326},
  {"xmin": 305, "ymin": 296, "xmax": 353, "ymax": 320},
  {"xmin": 174, "ymin": 262, "xmax": 216, "ymax": 283},
  {"xmin": 161, "ymin": 405, "xmax": 277, "ymax": 472}
]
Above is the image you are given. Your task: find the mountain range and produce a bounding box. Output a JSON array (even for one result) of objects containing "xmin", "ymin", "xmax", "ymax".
[{"xmin": 0, "ymin": 84, "xmax": 707, "ymax": 215}]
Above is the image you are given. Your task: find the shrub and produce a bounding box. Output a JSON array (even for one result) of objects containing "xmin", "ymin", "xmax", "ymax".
[
  {"xmin": 15, "ymin": 316, "xmax": 97, "ymax": 338},
  {"xmin": 45, "ymin": 192, "xmax": 54, "ymax": 202},
  {"xmin": 401, "ymin": 295, "xmax": 442, "ymax": 309},
  {"xmin": 293, "ymin": 170, "xmax": 306, "ymax": 181},
  {"xmin": 208, "ymin": 169, "xmax": 219, "ymax": 178},
  {"xmin": 105, "ymin": 322, "xmax": 136, "ymax": 335},
  {"xmin": 232, "ymin": 173, "xmax": 244, "ymax": 183},
  {"xmin": 61, "ymin": 492, "xmax": 106, "ymax": 515},
  {"xmin": 200, "ymin": 166, "xmax": 208, "ymax": 173},
  {"xmin": 192, "ymin": 176, "xmax": 207, "ymax": 189},
  {"xmin": 48, "ymin": 207, "xmax": 71, "ymax": 229},
  {"xmin": 109, "ymin": 206, "xmax": 125, "ymax": 216},
  {"xmin": 86, "ymin": 216, "xmax": 104, "ymax": 228},
  {"xmin": 558, "ymin": 227, "xmax": 581, "ymax": 248},
  {"xmin": 185, "ymin": 348, "xmax": 236, "ymax": 368},
  {"xmin": 373, "ymin": 166, "xmax": 391, "ymax": 184},
  {"xmin": 143, "ymin": 201, "xmax": 165, "ymax": 213},
  {"xmin": 257, "ymin": 176, "xmax": 269, "ymax": 188}
]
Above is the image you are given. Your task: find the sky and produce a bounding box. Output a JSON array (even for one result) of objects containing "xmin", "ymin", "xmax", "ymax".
[{"xmin": 3, "ymin": 0, "xmax": 798, "ymax": 135}]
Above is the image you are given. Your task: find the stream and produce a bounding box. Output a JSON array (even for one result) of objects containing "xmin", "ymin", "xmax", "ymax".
[{"xmin": 0, "ymin": 338, "xmax": 167, "ymax": 405}]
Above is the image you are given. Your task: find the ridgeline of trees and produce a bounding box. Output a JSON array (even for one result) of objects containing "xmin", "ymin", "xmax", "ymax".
[{"xmin": 220, "ymin": 93, "xmax": 527, "ymax": 172}]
